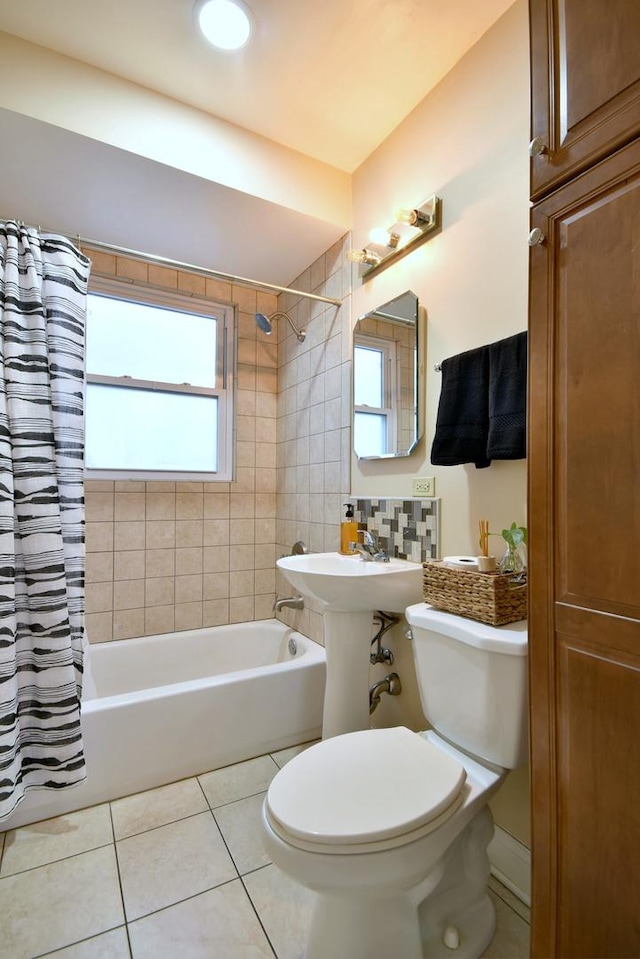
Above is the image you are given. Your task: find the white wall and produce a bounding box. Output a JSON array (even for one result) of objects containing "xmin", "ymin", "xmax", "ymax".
[
  {"xmin": 350, "ymin": 0, "xmax": 531, "ymax": 847},
  {"xmin": 350, "ymin": 0, "xmax": 529, "ymax": 564}
]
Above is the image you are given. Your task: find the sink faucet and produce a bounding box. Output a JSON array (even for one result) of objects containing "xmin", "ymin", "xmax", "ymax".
[
  {"xmin": 349, "ymin": 530, "xmax": 389, "ymax": 563},
  {"xmin": 273, "ymin": 595, "xmax": 305, "ymax": 612}
]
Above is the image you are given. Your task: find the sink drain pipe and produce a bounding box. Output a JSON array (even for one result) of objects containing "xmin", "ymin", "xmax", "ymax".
[{"xmin": 369, "ymin": 672, "xmax": 402, "ymax": 713}]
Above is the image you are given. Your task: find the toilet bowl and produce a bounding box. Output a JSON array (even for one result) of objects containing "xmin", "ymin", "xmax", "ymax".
[
  {"xmin": 260, "ymin": 604, "xmax": 528, "ymax": 959},
  {"xmin": 262, "ymin": 727, "xmax": 505, "ymax": 959}
]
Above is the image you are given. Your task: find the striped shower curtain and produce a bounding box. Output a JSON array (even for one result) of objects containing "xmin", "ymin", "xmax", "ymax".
[{"xmin": 0, "ymin": 221, "xmax": 91, "ymax": 820}]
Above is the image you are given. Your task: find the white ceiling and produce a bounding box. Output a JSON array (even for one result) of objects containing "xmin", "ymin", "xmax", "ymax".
[
  {"xmin": 0, "ymin": 0, "xmax": 515, "ymax": 173},
  {"xmin": 0, "ymin": 0, "xmax": 516, "ymax": 287}
]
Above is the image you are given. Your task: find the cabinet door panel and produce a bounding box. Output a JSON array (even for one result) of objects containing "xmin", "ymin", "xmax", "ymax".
[
  {"xmin": 530, "ymin": 0, "xmax": 640, "ymax": 200},
  {"xmin": 528, "ymin": 138, "xmax": 640, "ymax": 958}
]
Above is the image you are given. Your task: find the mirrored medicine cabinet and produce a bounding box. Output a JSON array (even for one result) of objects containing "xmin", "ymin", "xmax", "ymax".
[{"xmin": 352, "ymin": 290, "xmax": 422, "ymax": 460}]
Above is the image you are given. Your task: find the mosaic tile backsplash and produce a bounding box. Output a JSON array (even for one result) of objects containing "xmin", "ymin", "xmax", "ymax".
[{"xmin": 354, "ymin": 498, "xmax": 440, "ymax": 563}]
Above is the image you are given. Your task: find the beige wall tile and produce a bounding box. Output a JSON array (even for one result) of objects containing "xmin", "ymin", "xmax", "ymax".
[
  {"xmin": 145, "ymin": 577, "xmax": 175, "ymax": 608},
  {"xmin": 203, "ymin": 520, "xmax": 230, "ymax": 546},
  {"xmin": 115, "ymin": 521, "xmax": 146, "ymax": 551},
  {"xmin": 115, "ymin": 481, "xmax": 146, "ymax": 492},
  {"xmin": 229, "ymin": 570, "xmax": 255, "ymax": 598},
  {"xmin": 229, "ymin": 519, "xmax": 254, "ymax": 545},
  {"xmin": 148, "ymin": 264, "xmax": 177, "ymax": 289},
  {"xmin": 115, "ymin": 492, "xmax": 146, "ymax": 521},
  {"xmin": 205, "ymin": 278, "xmax": 232, "ymax": 301},
  {"xmin": 145, "ymin": 492, "xmax": 176, "ymax": 520},
  {"xmin": 175, "ymin": 547, "xmax": 203, "ymax": 575},
  {"xmin": 145, "ymin": 605, "xmax": 175, "ymax": 636},
  {"xmin": 178, "ymin": 272, "xmax": 206, "ymax": 296},
  {"xmin": 145, "ymin": 549, "xmax": 175, "ymax": 578},
  {"xmin": 255, "ymin": 494, "xmax": 276, "ymax": 518},
  {"xmin": 203, "ymin": 573, "xmax": 230, "ymax": 600},
  {"xmin": 86, "ymin": 552, "xmax": 114, "ymax": 584},
  {"xmin": 176, "ymin": 520, "xmax": 203, "ymax": 548},
  {"xmin": 230, "ymin": 545, "xmax": 255, "ymax": 571},
  {"xmin": 86, "ymin": 612, "xmax": 113, "ymax": 644},
  {"xmin": 85, "ymin": 491, "xmax": 114, "ymax": 523},
  {"xmin": 176, "ymin": 482, "xmax": 204, "ymax": 493},
  {"xmin": 175, "ymin": 575, "xmax": 203, "ymax": 604},
  {"xmin": 203, "ymin": 546, "xmax": 230, "ymax": 573},
  {"xmin": 204, "ymin": 495, "xmax": 230, "ymax": 519},
  {"xmin": 116, "ymin": 257, "xmax": 147, "ymax": 283},
  {"xmin": 114, "ymin": 579, "xmax": 145, "ymax": 611},
  {"xmin": 86, "ymin": 522, "xmax": 114, "ymax": 553},
  {"xmin": 176, "ymin": 493, "xmax": 204, "ymax": 519},
  {"xmin": 230, "ymin": 493, "xmax": 254, "ymax": 518},
  {"xmin": 114, "ymin": 550, "xmax": 146, "ymax": 581},
  {"xmin": 175, "ymin": 603, "xmax": 204, "ymax": 631},
  {"xmin": 232, "ymin": 285, "xmax": 257, "ymax": 314},
  {"xmin": 229, "ymin": 596, "xmax": 254, "ymax": 623},
  {"xmin": 86, "ymin": 582, "xmax": 113, "ymax": 614},
  {"xmin": 113, "ymin": 608, "xmax": 145, "ymax": 641},
  {"xmin": 254, "ymin": 519, "xmax": 276, "ymax": 544},
  {"xmin": 254, "ymin": 545, "xmax": 276, "ymax": 569},
  {"xmin": 254, "ymin": 569, "xmax": 275, "ymax": 594},
  {"xmin": 146, "ymin": 521, "xmax": 176, "ymax": 549},
  {"xmin": 234, "ymin": 468, "xmax": 256, "ymax": 492},
  {"xmin": 254, "ymin": 595, "xmax": 275, "ymax": 620},
  {"xmin": 203, "ymin": 599, "xmax": 229, "ymax": 627}
]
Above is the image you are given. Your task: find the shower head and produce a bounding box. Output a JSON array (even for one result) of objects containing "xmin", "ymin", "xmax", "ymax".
[
  {"xmin": 255, "ymin": 311, "xmax": 306, "ymax": 343},
  {"xmin": 255, "ymin": 312, "xmax": 272, "ymax": 334}
]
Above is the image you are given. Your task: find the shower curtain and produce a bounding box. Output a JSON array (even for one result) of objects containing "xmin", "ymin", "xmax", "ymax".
[{"xmin": 0, "ymin": 221, "xmax": 91, "ymax": 820}]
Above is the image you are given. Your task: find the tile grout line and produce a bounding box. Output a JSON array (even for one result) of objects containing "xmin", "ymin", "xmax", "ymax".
[{"xmin": 108, "ymin": 800, "xmax": 135, "ymax": 958}]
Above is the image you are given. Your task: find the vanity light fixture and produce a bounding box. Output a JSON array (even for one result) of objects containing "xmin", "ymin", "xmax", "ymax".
[
  {"xmin": 348, "ymin": 194, "xmax": 442, "ymax": 281},
  {"xmin": 195, "ymin": 0, "xmax": 252, "ymax": 51}
]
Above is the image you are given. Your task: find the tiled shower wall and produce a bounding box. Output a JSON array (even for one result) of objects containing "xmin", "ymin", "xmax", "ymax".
[
  {"xmin": 82, "ymin": 239, "xmax": 438, "ymax": 646},
  {"xmin": 83, "ymin": 247, "xmax": 281, "ymax": 643}
]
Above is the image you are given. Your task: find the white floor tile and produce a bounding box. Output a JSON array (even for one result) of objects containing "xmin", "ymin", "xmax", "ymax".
[
  {"xmin": 116, "ymin": 811, "xmax": 236, "ymax": 921},
  {"xmin": 270, "ymin": 742, "xmax": 318, "ymax": 769},
  {"xmin": 44, "ymin": 926, "xmax": 131, "ymax": 958},
  {"xmin": 0, "ymin": 845, "xmax": 124, "ymax": 959},
  {"xmin": 481, "ymin": 890, "xmax": 530, "ymax": 958},
  {"xmin": 214, "ymin": 792, "xmax": 270, "ymax": 875},
  {"xmin": 0, "ymin": 804, "xmax": 113, "ymax": 877},
  {"xmin": 198, "ymin": 755, "xmax": 279, "ymax": 808},
  {"xmin": 127, "ymin": 881, "xmax": 275, "ymax": 959},
  {"xmin": 244, "ymin": 864, "xmax": 315, "ymax": 959},
  {"xmin": 111, "ymin": 777, "xmax": 208, "ymax": 840}
]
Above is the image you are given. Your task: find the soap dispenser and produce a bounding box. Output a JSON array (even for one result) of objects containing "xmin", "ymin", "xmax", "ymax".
[{"xmin": 340, "ymin": 503, "xmax": 358, "ymax": 555}]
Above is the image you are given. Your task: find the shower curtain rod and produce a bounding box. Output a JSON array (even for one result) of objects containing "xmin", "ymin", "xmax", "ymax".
[{"xmin": 3, "ymin": 219, "xmax": 343, "ymax": 307}]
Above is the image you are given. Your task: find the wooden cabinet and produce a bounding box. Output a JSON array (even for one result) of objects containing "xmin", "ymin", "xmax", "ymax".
[
  {"xmin": 528, "ymin": 2, "xmax": 640, "ymax": 956},
  {"xmin": 529, "ymin": 0, "xmax": 640, "ymax": 200}
]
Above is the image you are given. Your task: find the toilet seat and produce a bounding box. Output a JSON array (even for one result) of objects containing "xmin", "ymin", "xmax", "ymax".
[{"xmin": 266, "ymin": 727, "xmax": 467, "ymax": 851}]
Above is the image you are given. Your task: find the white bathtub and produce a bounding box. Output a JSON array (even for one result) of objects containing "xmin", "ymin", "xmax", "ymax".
[{"xmin": 2, "ymin": 619, "xmax": 326, "ymax": 831}]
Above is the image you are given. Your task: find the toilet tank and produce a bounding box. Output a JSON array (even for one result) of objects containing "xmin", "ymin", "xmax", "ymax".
[{"xmin": 404, "ymin": 603, "xmax": 528, "ymax": 769}]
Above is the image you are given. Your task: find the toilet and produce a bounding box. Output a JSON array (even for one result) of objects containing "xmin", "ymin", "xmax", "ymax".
[{"xmin": 260, "ymin": 602, "xmax": 528, "ymax": 959}]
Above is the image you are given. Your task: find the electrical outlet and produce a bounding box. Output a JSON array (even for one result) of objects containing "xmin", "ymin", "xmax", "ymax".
[{"xmin": 411, "ymin": 476, "xmax": 436, "ymax": 496}]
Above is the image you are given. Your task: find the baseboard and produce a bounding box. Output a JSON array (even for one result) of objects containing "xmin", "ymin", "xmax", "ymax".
[{"xmin": 488, "ymin": 825, "xmax": 531, "ymax": 906}]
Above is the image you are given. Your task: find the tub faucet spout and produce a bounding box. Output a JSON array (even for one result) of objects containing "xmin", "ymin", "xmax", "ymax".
[{"xmin": 273, "ymin": 595, "xmax": 305, "ymax": 612}]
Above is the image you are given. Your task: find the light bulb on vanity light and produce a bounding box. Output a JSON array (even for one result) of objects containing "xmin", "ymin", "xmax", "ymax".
[
  {"xmin": 368, "ymin": 227, "xmax": 401, "ymax": 249},
  {"xmin": 396, "ymin": 206, "xmax": 433, "ymax": 227},
  {"xmin": 347, "ymin": 248, "xmax": 382, "ymax": 266}
]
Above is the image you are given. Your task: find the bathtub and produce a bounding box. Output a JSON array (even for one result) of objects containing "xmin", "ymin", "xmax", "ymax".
[{"xmin": 2, "ymin": 619, "xmax": 326, "ymax": 831}]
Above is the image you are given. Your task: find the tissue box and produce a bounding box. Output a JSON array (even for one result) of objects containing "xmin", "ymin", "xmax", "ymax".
[{"xmin": 422, "ymin": 560, "xmax": 527, "ymax": 626}]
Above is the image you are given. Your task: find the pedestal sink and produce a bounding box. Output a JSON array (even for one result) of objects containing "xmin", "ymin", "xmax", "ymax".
[{"xmin": 277, "ymin": 552, "xmax": 424, "ymax": 738}]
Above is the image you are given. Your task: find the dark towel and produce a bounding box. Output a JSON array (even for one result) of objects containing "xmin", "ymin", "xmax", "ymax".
[
  {"xmin": 430, "ymin": 345, "xmax": 491, "ymax": 469},
  {"xmin": 487, "ymin": 332, "xmax": 527, "ymax": 460}
]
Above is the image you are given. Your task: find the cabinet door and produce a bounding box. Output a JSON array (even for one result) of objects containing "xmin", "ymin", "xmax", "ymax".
[
  {"xmin": 528, "ymin": 137, "xmax": 640, "ymax": 957},
  {"xmin": 530, "ymin": 0, "xmax": 640, "ymax": 200}
]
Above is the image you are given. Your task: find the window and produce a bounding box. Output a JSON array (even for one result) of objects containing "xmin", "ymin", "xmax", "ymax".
[
  {"xmin": 84, "ymin": 278, "xmax": 235, "ymax": 481},
  {"xmin": 353, "ymin": 333, "xmax": 397, "ymax": 458}
]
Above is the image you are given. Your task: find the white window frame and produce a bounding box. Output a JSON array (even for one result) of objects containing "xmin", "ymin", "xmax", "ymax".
[
  {"xmin": 353, "ymin": 332, "xmax": 397, "ymax": 457},
  {"xmin": 84, "ymin": 276, "xmax": 235, "ymax": 482}
]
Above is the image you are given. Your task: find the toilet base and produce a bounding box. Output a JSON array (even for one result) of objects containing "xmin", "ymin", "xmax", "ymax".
[{"xmin": 302, "ymin": 808, "xmax": 496, "ymax": 959}]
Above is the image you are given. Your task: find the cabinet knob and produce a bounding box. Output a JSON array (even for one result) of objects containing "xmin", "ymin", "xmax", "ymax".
[
  {"xmin": 528, "ymin": 228, "xmax": 546, "ymax": 246},
  {"xmin": 529, "ymin": 136, "xmax": 547, "ymax": 157}
]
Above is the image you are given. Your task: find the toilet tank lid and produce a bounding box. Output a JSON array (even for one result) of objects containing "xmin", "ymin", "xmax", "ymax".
[{"xmin": 405, "ymin": 603, "xmax": 527, "ymax": 655}]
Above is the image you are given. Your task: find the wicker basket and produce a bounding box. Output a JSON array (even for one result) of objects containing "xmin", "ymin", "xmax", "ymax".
[{"xmin": 422, "ymin": 560, "xmax": 527, "ymax": 626}]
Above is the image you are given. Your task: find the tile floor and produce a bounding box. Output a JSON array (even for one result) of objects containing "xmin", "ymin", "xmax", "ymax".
[{"xmin": 0, "ymin": 744, "xmax": 530, "ymax": 959}]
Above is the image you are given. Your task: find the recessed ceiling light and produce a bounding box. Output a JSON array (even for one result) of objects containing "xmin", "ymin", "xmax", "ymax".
[{"xmin": 195, "ymin": 0, "xmax": 252, "ymax": 51}]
